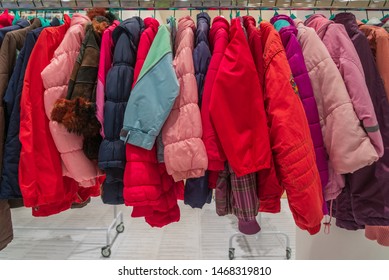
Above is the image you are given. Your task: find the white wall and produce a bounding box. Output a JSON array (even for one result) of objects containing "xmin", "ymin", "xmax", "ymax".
[{"xmin": 296, "ymin": 225, "xmax": 389, "ymax": 259}]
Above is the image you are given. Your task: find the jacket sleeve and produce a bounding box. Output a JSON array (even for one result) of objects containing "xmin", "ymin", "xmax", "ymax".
[
  {"xmin": 120, "ymin": 29, "xmax": 179, "ymax": 150},
  {"xmin": 335, "ymin": 25, "xmax": 383, "ymax": 157}
]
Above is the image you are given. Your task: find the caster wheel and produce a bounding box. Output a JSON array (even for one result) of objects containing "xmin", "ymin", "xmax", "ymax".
[
  {"xmin": 286, "ymin": 247, "xmax": 292, "ymax": 260},
  {"xmin": 116, "ymin": 223, "xmax": 125, "ymax": 233},
  {"xmin": 101, "ymin": 246, "xmax": 111, "ymax": 258},
  {"xmin": 228, "ymin": 248, "xmax": 235, "ymax": 260}
]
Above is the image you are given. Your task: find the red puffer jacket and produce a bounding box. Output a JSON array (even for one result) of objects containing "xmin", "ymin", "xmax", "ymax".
[
  {"xmin": 210, "ymin": 18, "xmax": 271, "ymax": 178},
  {"xmin": 123, "ymin": 18, "xmax": 160, "ymax": 217},
  {"xmin": 258, "ymin": 21, "xmax": 323, "ymax": 234}
]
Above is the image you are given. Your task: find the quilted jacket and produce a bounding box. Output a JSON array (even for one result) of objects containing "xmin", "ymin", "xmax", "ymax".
[
  {"xmin": 162, "ymin": 16, "xmax": 208, "ymax": 182},
  {"xmin": 184, "ymin": 12, "xmax": 213, "ymax": 209},
  {"xmin": 305, "ymin": 14, "xmax": 383, "ymax": 158},
  {"xmin": 98, "ymin": 17, "xmax": 144, "ymax": 204},
  {"xmin": 258, "ymin": 21, "xmax": 323, "ymax": 234},
  {"xmin": 42, "ymin": 14, "xmax": 102, "ymax": 188},
  {"xmin": 294, "ymin": 18, "xmax": 380, "ymax": 201}
]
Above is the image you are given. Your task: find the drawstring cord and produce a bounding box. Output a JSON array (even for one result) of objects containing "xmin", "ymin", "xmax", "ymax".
[{"xmin": 323, "ymin": 199, "xmax": 333, "ymax": 234}]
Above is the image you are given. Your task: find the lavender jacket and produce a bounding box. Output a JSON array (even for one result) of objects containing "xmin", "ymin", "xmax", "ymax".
[
  {"xmin": 333, "ymin": 13, "xmax": 389, "ymax": 229},
  {"xmin": 271, "ymin": 15, "xmax": 328, "ymax": 214},
  {"xmin": 305, "ymin": 14, "xmax": 383, "ymax": 160}
]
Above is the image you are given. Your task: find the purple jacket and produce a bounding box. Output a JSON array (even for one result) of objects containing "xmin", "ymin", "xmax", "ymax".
[
  {"xmin": 271, "ymin": 15, "xmax": 328, "ymax": 214},
  {"xmin": 332, "ymin": 13, "xmax": 389, "ymax": 229},
  {"xmin": 305, "ymin": 14, "xmax": 383, "ymax": 160}
]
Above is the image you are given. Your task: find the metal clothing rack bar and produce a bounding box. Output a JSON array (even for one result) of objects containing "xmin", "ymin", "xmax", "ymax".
[
  {"xmin": 0, "ymin": 0, "xmax": 388, "ymax": 11},
  {"xmin": 14, "ymin": 205, "xmax": 124, "ymax": 258}
]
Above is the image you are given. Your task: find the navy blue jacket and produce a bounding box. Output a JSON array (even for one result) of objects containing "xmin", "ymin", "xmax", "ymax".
[
  {"xmin": 98, "ymin": 17, "xmax": 144, "ymax": 205},
  {"xmin": 0, "ymin": 19, "xmax": 60, "ymax": 203},
  {"xmin": 0, "ymin": 19, "xmax": 29, "ymax": 46},
  {"xmin": 184, "ymin": 12, "xmax": 212, "ymax": 209}
]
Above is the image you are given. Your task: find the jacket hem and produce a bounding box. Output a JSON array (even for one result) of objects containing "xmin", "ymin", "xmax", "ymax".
[
  {"xmin": 233, "ymin": 162, "xmax": 271, "ymax": 178},
  {"xmin": 335, "ymin": 218, "xmax": 365, "ymax": 230},
  {"xmin": 172, "ymin": 169, "xmax": 206, "ymax": 182},
  {"xmin": 259, "ymin": 199, "xmax": 281, "ymax": 213},
  {"xmin": 297, "ymin": 222, "xmax": 321, "ymax": 235}
]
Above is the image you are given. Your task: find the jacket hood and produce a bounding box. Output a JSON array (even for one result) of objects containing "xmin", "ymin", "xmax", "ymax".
[
  {"xmin": 209, "ymin": 16, "xmax": 229, "ymax": 49},
  {"xmin": 271, "ymin": 15, "xmax": 298, "ymax": 46},
  {"xmin": 333, "ymin": 12, "xmax": 361, "ymax": 38},
  {"xmin": 196, "ymin": 12, "xmax": 211, "ymax": 46},
  {"xmin": 70, "ymin": 13, "xmax": 91, "ymax": 27},
  {"xmin": 242, "ymin": 15, "xmax": 256, "ymax": 29},
  {"xmin": 305, "ymin": 14, "xmax": 333, "ymax": 40},
  {"xmin": 175, "ymin": 16, "xmax": 196, "ymax": 49},
  {"xmin": 0, "ymin": 9, "xmax": 14, "ymax": 28},
  {"xmin": 144, "ymin": 17, "xmax": 159, "ymax": 33}
]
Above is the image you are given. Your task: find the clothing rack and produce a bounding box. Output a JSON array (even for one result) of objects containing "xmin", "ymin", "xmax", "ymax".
[
  {"xmin": 13, "ymin": 205, "xmax": 124, "ymax": 258},
  {"xmin": 0, "ymin": 0, "xmax": 388, "ymax": 11}
]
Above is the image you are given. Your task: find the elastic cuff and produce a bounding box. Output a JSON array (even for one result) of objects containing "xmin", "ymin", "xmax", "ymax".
[
  {"xmin": 238, "ymin": 219, "xmax": 261, "ymax": 235},
  {"xmin": 297, "ymin": 222, "xmax": 321, "ymax": 235},
  {"xmin": 120, "ymin": 127, "xmax": 157, "ymax": 150}
]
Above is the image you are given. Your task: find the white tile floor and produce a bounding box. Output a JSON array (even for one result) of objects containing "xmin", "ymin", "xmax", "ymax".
[{"xmin": 0, "ymin": 198, "xmax": 296, "ymax": 260}]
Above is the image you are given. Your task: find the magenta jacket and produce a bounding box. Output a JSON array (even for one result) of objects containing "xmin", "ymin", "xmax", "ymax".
[
  {"xmin": 96, "ymin": 20, "xmax": 119, "ymax": 138},
  {"xmin": 271, "ymin": 15, "xmax": 328, "ymax": 213},
  {"xmin": 305, "ymin": 14, "xmax": 383, "ymax": 159}
]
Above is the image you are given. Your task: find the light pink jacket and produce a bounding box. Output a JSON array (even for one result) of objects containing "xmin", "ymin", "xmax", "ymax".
[
  {"xmin": 294, "ymin": 19, "xmax": 379, "ymax": 200},
  {"xmin": 162, "ymin": 16, "xmax": 208, "ymax": 182},
  {"xmin": 41, "ymin": 14, "xmax": 101, "ymax": 187},
  {"xmin": 305, "ymin": 15, "xmax": 383, "ymax": 158},
  {"xmin": 96, "ymin": 20, "xmax": 119, "ymax": 138}
]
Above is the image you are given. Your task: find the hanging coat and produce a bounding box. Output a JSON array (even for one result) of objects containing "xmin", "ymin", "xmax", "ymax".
[
  {"xmin": 210, "ymin": 17, "xmax": 271, "ymax": 178},
  {"xmin": 42, "ymin": 14, "xmax": 102, "ymax": 188},
  {"xmin": 359, "ymin": 24, "xmax": 389, "ymax": 102},
  {"xmin": 0, "ymin": 18, "xmax": 60, "ymax": 205},
  {"xmin": 305, "ymin": 14, "xmax": 383, "ymax": 158},
  {"xmin": 0, "ymin": 19, "xmax": 29, "ymax": 46},
  {"xmin": 0, "ymin": 18, "xmax": 42, "ymax": 181},
  {"xmin": 0, "ymin": 199, "xmax": 12, "ymax": 251},
  {"xmin": 96, "ymin": 20, "xmax": 119, "ymax": 138},
  {"xmin": 161, "ymin": 16, "xmax": 208, "ymax": 182},
  {"xmin": 200, "ymin": 16, "xmax": 229, "ymax": 190},
  {"xmin": 294, "ymin": 18, "xmax": 380, "ymax": 201},
  {"xmin": 257, "ymin": 21, "xmax": 323, "ymax": 234},
  {"xmin": 332, "ymin": 13, "xmax": 389, "ymax": 233},
  {"xmin": 50, "ymin": 23, "xmax": 103, "ymax": 160},
  {"xmin": 184, "ymin": 12, "xmax": 213, "ymax": 209},
  {"xmin": 271, "ymin": 15, "xmax": 328, "ymax": 214},
  {"xmin": 98, "ymin": 17, "xmax": 144, "ymax": 204},
  {"xmin": 0, "ymin": 9, "xmax": 14, "ymax": 28},
  {"xmin": 19, "ymin": 15, "xmax": 88, "ymax": 216}
]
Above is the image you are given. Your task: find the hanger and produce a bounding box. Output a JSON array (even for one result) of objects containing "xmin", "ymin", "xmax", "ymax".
[{"xmin": 258, "ymin": 9, "xmax": 262, "ymax": 24}]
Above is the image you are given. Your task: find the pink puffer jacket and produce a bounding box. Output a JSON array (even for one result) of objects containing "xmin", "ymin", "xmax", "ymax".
[
  {"xmin": 162, "ymin": 16, "xmax": 208, "ymax": 182},
  {"xmin": 294, "ymin": 19, "xmax": 379, "ymax": 200},
  {"xmin": 41, "ymin": 14, "xmax": 101, "ymax": 187}
]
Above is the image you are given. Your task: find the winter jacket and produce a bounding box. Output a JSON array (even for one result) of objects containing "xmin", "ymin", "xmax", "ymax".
[
  {"xmin": 294, "ymin": 18, "xmax": 380, "ymax": 201},
  {"xmin": 0, "ymin": 18, "xmax": 42, "ymax": 181},
  {"xmin": 271, "ymin": 15, "xmax": 328, "ymax": 214},
  {"xmin": 185, "ymin": 12, "xmax": 213, "ymax": 209},
  {"xmin": 256, "ymin": 21, "xmax": 323, "ymax": 234},
  {"xmin": 160, "ymin": 16, "xmax": 207, "ymax": 182},
  {"xmin": 210, "ymin": 17, "xmax": 270, "ymax": 178},
  {"xmin": 305, "ymin": 14, "xmax": 383, "ymax": 158},
  {"xmin": 98, "ymin": 17, "xmax": 144, "ymax": 204},
  {"xmin": 359, "ymin": 24, "xmax": 389, "ymax": 102},
  {"xmin": 0, "ymin": 9, "xmax": 13, "ymax": 28},
  {"xmin": 0, "ymin": 19, "xmax": 29, "ymax": 46},
  {"xmin": 0, "ymin": 199, "xmax": 12, "ymax": 251},
  {"xmin": 121, "ymin": 18, "xmax": 163, "ymax": 211},
  {"xmin": 96, "ymin": 20, "xmax": 119, "ymax": 138},
  {"xmin": 0, "ymin": 19, "xmax": 60, "ymax": 204},
  {"xmin": 332, "ymin": 13, "xmax": 389, "ymax": 231},
  {"xmin": 19, "ymin": 15, "xmax": 94, "ymax": 216},
  {"xmin": 201, "ymin": 16, "xmax": 229, "ymax": 191},
  {"xmin": 215, "ymin": 163, "xmax": 260, "ymax": 235},
  {"xmin": 50, "ymin": 23, "xmax": 102, "ymax": 160},
  {"xmin": 42, "ymin": 14, "xmax": 102, "ymax": 188}
]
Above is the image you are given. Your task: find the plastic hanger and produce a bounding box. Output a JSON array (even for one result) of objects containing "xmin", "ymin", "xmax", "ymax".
[
  {"xmin": 12, "ymin": 10, "xmax": 21, "ymax": 25},
  {"xmin": 258, "ymin": 9, "xmax": 263, "ymax": 24}
]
